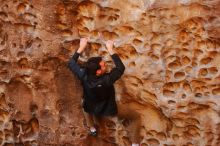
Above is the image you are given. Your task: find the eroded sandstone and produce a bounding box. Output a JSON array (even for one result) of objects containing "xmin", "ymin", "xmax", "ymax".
[{"xmin": 0, "ymin": 0, "xmax": 220, "ymax": 145}]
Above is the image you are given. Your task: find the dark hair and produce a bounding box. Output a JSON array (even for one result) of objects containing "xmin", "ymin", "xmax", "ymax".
[{"xmin": 86, "ymin": 57, "xmax": 102, "ymax": 75}]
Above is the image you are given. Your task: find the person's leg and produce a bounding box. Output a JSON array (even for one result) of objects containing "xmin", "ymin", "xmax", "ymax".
[
  {"xmin": 117, "ymin": 103, "xmax": 141, "ymax": 145},
  {"xmin": 81, "ymin": 99, "xmax": 98, "ymax": 135},
  {"xmin": 82, "ymin": 109, "xmax": 95, "ymax": 127},
  {"xmin": 92, "ymin": 115, "xmax": 100, "ymax": 126},
  {"xmin": 82, "ymin": 109, "xmax": 97, "ymax": 136}
]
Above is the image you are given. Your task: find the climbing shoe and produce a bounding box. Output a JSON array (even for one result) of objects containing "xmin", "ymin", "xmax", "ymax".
[{"xmin": 89, "ymin": 130, "xmax": 98, "ymax": 137}]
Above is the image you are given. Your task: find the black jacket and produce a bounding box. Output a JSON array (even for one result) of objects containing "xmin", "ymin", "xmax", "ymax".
[{"xmin": 68, "ymin": 52, "xmax": 125, "ymax": 116}]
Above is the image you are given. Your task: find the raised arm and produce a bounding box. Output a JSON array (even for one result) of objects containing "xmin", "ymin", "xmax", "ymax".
[
  {"xmin": 104, "ymin": 40, "xmax": 125, "ymax": 85},
  {"xmin": 68, "ymin": 38, "xmax": 88, "ymax": 80}
]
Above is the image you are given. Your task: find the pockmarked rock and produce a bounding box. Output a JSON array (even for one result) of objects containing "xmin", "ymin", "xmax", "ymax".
[{"xmin": 0, "ymin": 0, "xmax": 220, "ymax": 145}]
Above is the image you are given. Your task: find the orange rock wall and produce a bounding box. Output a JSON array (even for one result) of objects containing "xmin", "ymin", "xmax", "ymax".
[{"xmin": 0, "ymin": 0, "xmax": 220, "ymax": 146}]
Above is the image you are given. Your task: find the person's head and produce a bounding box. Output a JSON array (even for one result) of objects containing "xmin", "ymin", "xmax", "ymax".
[{"xmin": 86, "ymin": 57, "xmax": 107, "ymax": 76}]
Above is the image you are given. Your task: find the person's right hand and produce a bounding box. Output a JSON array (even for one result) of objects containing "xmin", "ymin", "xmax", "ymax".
[
  {"xmin": 77, "ymin": 38, "xmax": 88, "ymax": 53},
  {"xmin": 105, "ymin": 40, "xmax": 114, "ymax": 55}
]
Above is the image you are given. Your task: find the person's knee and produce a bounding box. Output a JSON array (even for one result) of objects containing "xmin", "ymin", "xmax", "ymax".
[
  {"xmin": 130, "ymin": 112, "xmax": 141, "ymax": 123},
  {"xmin": 117, "ymin": 106, "xmax": 141, "ymax": 123},
  {"xmin": 134, "ymin": 114, "xmax": 141, "ymax": 123}
]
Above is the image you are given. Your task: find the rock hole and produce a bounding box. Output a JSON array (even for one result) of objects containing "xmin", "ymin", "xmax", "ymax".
[{"xmin": 195, "ymin": 93, "xmax": 202, "ymax": 98}]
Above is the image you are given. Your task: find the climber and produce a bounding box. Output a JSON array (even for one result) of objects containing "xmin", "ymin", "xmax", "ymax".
[{"xmin": 68, "ymin": 38, "xmax": 141, "ymax": 146}]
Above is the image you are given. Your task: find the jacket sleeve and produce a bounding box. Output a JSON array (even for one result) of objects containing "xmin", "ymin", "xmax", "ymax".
[
  {"xmin": 68, "ymin": 52, "xmax": 85, "ymax": 80},
  {"xmin": 104, "ymin": 54, "xmax": 125, "ymax": 85}
]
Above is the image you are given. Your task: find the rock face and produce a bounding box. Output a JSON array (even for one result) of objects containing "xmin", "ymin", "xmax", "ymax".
[{"xmin": 0, "ymin": 0, "xmax": 220, "ymax": 145}]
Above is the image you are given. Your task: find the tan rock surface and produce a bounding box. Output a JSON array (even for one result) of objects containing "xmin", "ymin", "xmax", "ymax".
[{"xmin": 0, "ymin": 0, "xmax": 220, "ymax": 145}]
